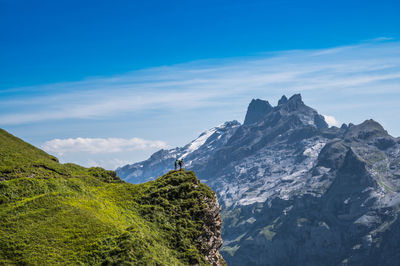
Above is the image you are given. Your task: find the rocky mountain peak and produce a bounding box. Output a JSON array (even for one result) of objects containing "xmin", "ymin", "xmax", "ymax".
[
  {"xmin": 277, "ymin": 95, "xmax": 288, "ymax": 105},
  {"xmin": 243, "ymin": 98, "xmax": 273, "ymax": 125},
  {"xmin": 221, "ymin": 120, "xmax": 241, "ymax": 128},
  {"xmin": 360, "ymin": 119, "xmax": 387, "ymax": 132},
  {"xmin": 288, "ymin": 92, "xmax": 303, "ymax": 104},
  {"xmin": 277, "ymin": 93, "xmax": 305, "ymax": 112},
  {"xmin": 243, "ymin": 94, "xmax": 326, "ymax": 130},
  {"xmin": 273, "ymin": 94, "xmax": 327, "ymax": 129},
  {"xmin": 345, "ymin": 119, "xmax": 389, "ymax": 141}
]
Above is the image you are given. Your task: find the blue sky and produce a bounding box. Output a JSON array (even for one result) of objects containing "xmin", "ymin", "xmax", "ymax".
[{"xmin": 1, "ymin": 0, "xmax": 400, "ymax": 169}]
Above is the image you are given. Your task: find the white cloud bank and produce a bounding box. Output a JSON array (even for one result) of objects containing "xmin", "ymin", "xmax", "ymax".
[
  {"xmin": 42, "ymin": 137, "xmax": 168, "ymax": 156},
  {"xmin": 323, "ymin": 115, "xmax": 340, "ymax": 127}
]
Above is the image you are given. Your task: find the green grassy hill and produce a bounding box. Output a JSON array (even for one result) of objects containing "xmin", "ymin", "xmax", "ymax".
[{"xmin": 0, "ymin": 129, "xmax": 225, "ymax": 265}]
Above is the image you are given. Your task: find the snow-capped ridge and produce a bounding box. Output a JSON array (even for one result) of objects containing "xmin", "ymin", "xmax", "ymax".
[
  {"xmin": 180, "ymin": 128, "xmax": 217, "ymax": 159},
  {"xmin": 180, "ymin": 120, "xmax": 241, "ymax": 159}
]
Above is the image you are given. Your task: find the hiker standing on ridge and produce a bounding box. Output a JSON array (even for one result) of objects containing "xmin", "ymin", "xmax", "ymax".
[
  {"xmin": 178, "ymin": 159, "xmax": 184, "ymax": 170},
  {"xmin": 174, "ymin": 159, "xmax": 178, "ymax": 171}
]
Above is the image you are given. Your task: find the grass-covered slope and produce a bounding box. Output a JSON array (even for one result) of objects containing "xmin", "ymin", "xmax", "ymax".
[{"xmin": 0, "ymin": 129, "xmax": 224, "ymax": 265}]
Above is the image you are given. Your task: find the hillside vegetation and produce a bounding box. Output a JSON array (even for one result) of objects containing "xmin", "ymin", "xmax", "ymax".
[{"xmin": 0, "ymin": 129, "xmax": 224, "ymax": 265}]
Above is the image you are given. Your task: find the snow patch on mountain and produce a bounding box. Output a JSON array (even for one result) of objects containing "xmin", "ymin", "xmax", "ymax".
[
  {"xmin": 180, "ymin": 128, "xmax": 217, "ymax": 159},
  {"xmin": 216, "ymin": 138, "xmax": 329, "ymax": 207}
]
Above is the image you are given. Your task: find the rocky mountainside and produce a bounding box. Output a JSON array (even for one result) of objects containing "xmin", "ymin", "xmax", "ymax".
[
  {"xmin": 117, "ymin": 94, "xmax": 400, "ymax": 265},
  {"xmin": 117, "ymin": 120, "xmax": 240, "ymax": 183},
  {"xmin": 0, "ymin": 129, "xmax": 225, "ymax": 265}
]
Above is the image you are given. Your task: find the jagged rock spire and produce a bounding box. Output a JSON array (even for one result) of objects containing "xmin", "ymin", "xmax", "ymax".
[
  {"xmin": 243, "ymin": 99, "xmax": 273, "ymax": 125},
  {"xmin": 278, "ymin": 95, "xmax": 288, "ymax": 105},
  {"xmin": 280, "ymin": 93, "xmax": 305, "ymax": 111}
]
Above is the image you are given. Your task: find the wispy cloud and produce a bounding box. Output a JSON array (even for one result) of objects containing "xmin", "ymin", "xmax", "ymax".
[
  {"xmin": 2, "ymin": 39, "xmax": 400, "ymax": 169},
  {"xmin": 1, "ymin": 40, "xmax": 400, "ymax": 127},
  {"xmin": 371, "ymin": 36, "xmax": 396, "ymax": 42}
]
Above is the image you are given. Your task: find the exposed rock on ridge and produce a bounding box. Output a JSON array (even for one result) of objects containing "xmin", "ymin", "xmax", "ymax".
[
  {"xmin": 196, "ymin": 188, "xmax": 225, "ymax": 265},
  {"xmin": 243, "ymin": 99, "xmax": 273, "ymax": 125}
]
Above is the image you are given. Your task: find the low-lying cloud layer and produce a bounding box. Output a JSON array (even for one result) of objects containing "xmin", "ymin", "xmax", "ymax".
[{"xmin": 42, "ymin": 137, "xmax": 168, "ymax": 155}]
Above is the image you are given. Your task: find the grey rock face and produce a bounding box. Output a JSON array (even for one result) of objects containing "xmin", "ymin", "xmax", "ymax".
[
  {"xmin": 198, "ymin": 190, "xmax": 225, "ymax": 266},
  {"xmin": 278, "ymin": 95, "xmax": 288, "ymax": 105},
  {"xmin": 243, "ymin": 99, "xmax": 273, "ymax": 125},
  {"xmin": 117, "ymin": 94, "xmax": 400, "ymax": 266}
]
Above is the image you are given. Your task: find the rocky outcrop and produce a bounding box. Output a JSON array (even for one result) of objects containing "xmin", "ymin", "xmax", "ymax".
[
  {"xmin": 243, "ymin": 99, "xmax": 273, "ymax": 125},
  {"xmin": 139, "ymin": 170, "xmax": 226, "ymax": 266},
  {"xmin": 197, "ymin": 191, "xmax": 225, "ymax": 266}
]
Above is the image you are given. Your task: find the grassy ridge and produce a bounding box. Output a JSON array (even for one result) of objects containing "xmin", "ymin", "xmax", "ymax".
[{"xmin": 0, "ymin": 129, "xmax": 219, "ymax": 265}]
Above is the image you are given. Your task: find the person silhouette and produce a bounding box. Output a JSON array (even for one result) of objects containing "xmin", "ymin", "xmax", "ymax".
[
  {"xmin": 178, "ymin": 159, "xmax": 184, "ymax": 170},
  {"xmin": 174, "ymin": 159, "xmax": 178, "ymax": 171}
]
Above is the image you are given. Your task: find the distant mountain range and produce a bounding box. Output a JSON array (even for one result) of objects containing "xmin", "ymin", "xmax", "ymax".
[{"xmin": 117, "ymin": 94, "xmax": 400, "ymax": 265}]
